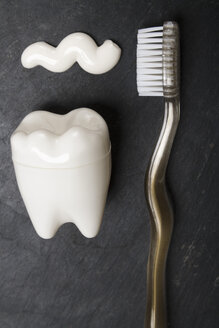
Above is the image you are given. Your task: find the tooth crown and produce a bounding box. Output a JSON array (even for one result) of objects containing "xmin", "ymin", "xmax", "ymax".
[{"xmin": 11, "ymin": 108, "xmax": 111, "ymax": 168}]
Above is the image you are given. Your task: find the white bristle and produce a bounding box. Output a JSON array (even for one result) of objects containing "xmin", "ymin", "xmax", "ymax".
[
  {"xmin": 138, "ymin": 26, "xmax": 164, "ymax": 33},
  {"xmin": 137, "ymin": 25, "xmax": 163, "ymax": 96},
  {"xmin": 137, "ymin": 38, "xmax": 163, "ymax": 44},
  {"xmin": 138, "ymin": 32, "xmax": 163, "ymax": 38}
]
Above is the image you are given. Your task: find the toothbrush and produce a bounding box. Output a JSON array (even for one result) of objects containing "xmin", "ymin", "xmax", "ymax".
[{"xmin": 136, "ymin": 21, "xmax": 180, "ymax": 328}]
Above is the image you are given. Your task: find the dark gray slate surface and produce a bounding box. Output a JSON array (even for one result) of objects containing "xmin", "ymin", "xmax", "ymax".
[{"xmin": 0, "ymin": 1, "xmax": 218, "ymax": 327}]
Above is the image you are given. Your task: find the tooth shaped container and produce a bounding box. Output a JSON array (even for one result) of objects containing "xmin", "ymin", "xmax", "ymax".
[{"xmin": 11, "ymin": 108, "xmax": 111, "ymax": 239}]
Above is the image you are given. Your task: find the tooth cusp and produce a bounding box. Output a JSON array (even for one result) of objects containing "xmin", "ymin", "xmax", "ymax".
[{"xmin": 11, "ymin": 108, "xmax": 110, "ymax": 168}]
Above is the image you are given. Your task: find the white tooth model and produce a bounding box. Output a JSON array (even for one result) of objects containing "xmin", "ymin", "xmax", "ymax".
[
  {"xmin": 21, "ymin": 32, "xmax": 121, "ymax": 74},
  {"xmin": 11, "ymin": 108, "xmax": 111, "ymax": 239}
]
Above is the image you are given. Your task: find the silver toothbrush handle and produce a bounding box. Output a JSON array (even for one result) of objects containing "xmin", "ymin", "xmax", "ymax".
[{"xmin": 145, "ymin": 97, "xmax": 180, "ymax": 328}]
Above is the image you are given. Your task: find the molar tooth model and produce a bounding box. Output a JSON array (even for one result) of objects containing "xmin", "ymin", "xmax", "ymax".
[
  {"xmin": 11, "ymin": 108, "xmax": 111, "ymax": 239},
  {"xmin": 21, "ymin": 32, "xmax": 121, "ymax": 74}
]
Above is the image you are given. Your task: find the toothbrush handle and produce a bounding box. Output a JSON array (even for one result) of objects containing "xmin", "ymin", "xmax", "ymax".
[{"xmin": 145, "ymin": 97, "xmax": 180, "ymax": 328}]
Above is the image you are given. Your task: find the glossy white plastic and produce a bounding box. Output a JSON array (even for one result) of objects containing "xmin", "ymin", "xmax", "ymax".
[
  {"xmin": 11, "ymin": 108, "xmax": 111, "ymax": 239},
  {"xmin": 21, "ymin": 32, "xmax": 121, "ymax": 74}
]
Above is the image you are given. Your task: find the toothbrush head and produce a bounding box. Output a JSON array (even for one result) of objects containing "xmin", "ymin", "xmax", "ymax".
[{"xmin": 137, "ymin": 21, "xmax": 180, "ymax": 98}]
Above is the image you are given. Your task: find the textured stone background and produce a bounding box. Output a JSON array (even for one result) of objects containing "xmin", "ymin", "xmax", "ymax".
[{"xmin": 0, "ymin": 1, "xmax": 218, "ymax": 327}]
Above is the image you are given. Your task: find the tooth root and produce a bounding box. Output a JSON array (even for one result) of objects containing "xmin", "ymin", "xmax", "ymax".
[
  {"xmin": 72, "ymin": 204, "xmax": 105, "ymax": 238},
  {"xmin": 14, "ymin": 165, "xmax": 61, "ymax": 239},
  {"xmin": 71, "ymin": 184, "xmax": 109, "ymax": 239},
  {"xmin": 61, "ymin": 155, "xmax": 111, "ymax": 238},
  {"xmin": 30, "ymin": 213, "xmax": 60, "ymax": 240}
]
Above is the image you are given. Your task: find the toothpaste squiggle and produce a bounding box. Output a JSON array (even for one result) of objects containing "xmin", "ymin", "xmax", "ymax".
[{"xmin": 21, "ymin": 32, "xmax": 121, "ymax": 74}]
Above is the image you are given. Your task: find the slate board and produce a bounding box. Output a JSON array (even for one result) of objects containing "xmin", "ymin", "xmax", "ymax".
[{"xmin": 0, "ymin": 1, "xmax": 218, "ymax": 327}]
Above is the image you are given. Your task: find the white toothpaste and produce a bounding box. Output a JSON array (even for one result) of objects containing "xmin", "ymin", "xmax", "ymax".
[
  {"xmin": 11, "ymin": 108, "xmax": 111, "ymax": 239},
  {"xmin": 21, "ymin": 32, "xmax": 121, "ymax": 74}
]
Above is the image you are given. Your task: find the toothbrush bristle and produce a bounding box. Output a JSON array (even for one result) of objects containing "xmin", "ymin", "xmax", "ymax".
[{"xmin": 137, "ymin": 26, "xmax": 164, "ymax": 97}]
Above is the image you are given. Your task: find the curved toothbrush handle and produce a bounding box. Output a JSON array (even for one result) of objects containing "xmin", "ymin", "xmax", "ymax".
[{"xmin": 145, "ymin": 98, "xmax": 180, "ymax": 328}]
